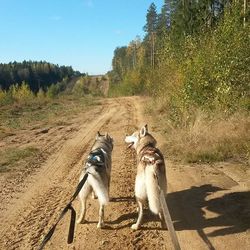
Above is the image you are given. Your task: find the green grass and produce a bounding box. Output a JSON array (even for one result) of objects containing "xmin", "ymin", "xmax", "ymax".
[{"xmin": 0, "ymin": 146, "xmax": 39, "ymax": 172}]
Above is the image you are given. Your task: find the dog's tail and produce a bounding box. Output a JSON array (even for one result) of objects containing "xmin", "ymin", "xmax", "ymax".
[
  {"xmin": 87, "ymin": 168, "xmax": 109, "ymax": 205},
  {"xmin": 145, "ymin": 162, "xmax": 166, "ymax": 214}
]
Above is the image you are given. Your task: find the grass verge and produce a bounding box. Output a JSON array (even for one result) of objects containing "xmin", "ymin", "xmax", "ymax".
[
  {"xmin": 146, "ymin": 98, "xmax": 250, "ymax": 165},
  {"xmin": 0, "ymin": 95, "xmax": 96, "ymax": 131},
  {"xmin": 0, "ymin": 95, "xmax": 99, "ymax": 172},
  {"xmin": 0, "ymin": 147, "xmax": 39, "ymax": 172}
]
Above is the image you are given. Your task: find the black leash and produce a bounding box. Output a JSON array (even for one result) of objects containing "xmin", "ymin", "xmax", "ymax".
[{"xmin": 38, "ymin": 172, "xmax": 89, "ymax": 250}]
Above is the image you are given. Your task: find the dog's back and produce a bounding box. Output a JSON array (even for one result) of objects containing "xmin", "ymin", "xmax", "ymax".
[
  {"xmin": 83, "ymin": 132, "xmax": 113, "ymax": 204},
  {"xmin": 125, "ymin": 124, "xmax": 167, "ymax": 230},
  {"xmin": 138, "ymin": 145, "xmax": 167, "ymax": 214},
  {"xmin": 77, "ymin": 132, "xmax": 113, "ymax": 228}
]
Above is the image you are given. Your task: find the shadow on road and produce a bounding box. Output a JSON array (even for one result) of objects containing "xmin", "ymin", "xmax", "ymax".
[
  {"xmin": 110, "ymin": 184, "xmax": 250, "ymax": 249},
  {"xmin": 168, "ymin": 184, "xmax": 250, "ymax": 249},
  {"xmin": 168, "ymin": 184, "xmax": 250, "ymax": 235}
]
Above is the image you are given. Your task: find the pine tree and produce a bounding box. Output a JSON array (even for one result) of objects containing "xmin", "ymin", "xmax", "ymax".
[
  {"xmin": 144, "ymin": 3, "xmax": 158, "ymax": 69},
  {"xmin": 157, "ymin": 0, "xmax": 171, "ymax": 36}
]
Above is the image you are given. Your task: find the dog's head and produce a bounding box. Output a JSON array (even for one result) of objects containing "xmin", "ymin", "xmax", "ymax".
[
  {"xmin": 95, "ymin": 131, "xmax": 113, "ymax": 151},
  {"xmin": 125, "ymin": 124, "xmax": 156, "ymax": 152}
]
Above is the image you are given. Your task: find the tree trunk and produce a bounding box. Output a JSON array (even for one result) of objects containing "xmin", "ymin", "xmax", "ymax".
[{"xmin": 243, "ymin": 0, "xmax": 247, "ymax": 28}]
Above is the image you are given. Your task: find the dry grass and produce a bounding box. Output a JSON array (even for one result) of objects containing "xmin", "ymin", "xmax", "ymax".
[
  {"xmin": 0, "ymin": 146, "xmax": 39, "ymax": 172},
  {"xmin": 0, "ymin": 95, "xmax": 96, "ymax": 131},
  {"xmin": 0, "ymin": 95, "xmax": 98, "ymax": 172},
  {"xmin": 147, "ymin": 99, "xmax": 250, "ymax": 164},
  {"xmin": 172, "ymin": 113, "xmax": 249, "ymax": 163}
]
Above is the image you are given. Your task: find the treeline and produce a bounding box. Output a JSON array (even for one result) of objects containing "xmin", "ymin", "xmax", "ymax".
[
  {"xmin": 110, "ymin": 0, "xmax": 249, "ymax": 117},
  {"xmin": 0, "ymin": 61, "xmax": 82, "ymax": 92}
]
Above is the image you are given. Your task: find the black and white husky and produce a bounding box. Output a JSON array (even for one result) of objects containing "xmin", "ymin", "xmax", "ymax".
[{"xmin": 77, "ymin": 132, "xmax": 113, "ymax": 228}]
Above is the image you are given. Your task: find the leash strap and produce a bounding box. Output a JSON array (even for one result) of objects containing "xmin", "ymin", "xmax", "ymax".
[
  {"xmin": 39, "ymin": 173, "xmax": 89, "ymax": 250},
  {"xmin": 70, "ymin": 172, "xmax": 89, "ymax": 202},
  {"xmin": 38, "ymin": 204, "xmax": 72, "ymax": 250},
  {"xmin": 159, "ymin": 190, "xmax": 181, "ymax": 250},
  {"xmin": 67, "ymin": 204, "xmax": 76, "ymax": 244}
]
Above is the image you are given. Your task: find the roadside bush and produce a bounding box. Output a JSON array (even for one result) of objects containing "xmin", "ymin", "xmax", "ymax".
[
  {"xmin": 0, "ymin": 89, "xmax": 13, "ymax": 106},
  {"xmin": 46, "ymin": 84, "xmax": 60, "ymax": 98},
  {"xmin": 183, "ymin": 8, "xmax": 250, "ymax": 112},
  {"xmin": 36, "ymin": 88, "xmax": 46, "ymax": 99},
  {"xmin": 109, "ymin": 69, "xmax": 146, "ymax": 97},
  {"xmin": 10, "ymin": 82, "xmax": 34, "ymax": 104},
  {"xmin": 72, "ymin": 77, "xmax": 89, "ymax": 97}
]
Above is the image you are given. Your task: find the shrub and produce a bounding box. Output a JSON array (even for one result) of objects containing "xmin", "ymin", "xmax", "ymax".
[
  {"xmin": 36, "ymin": 88, "xmax": 46, "ymax": 99},
  {"xmin": 10, "ymin": 82, "xmax": 34, "ymax": 104},
  {"xmin": 0, "ymin": 89, "xmax": 13, "ymax": 106},
  {"xmin": 46, "ymin": 84, "xmax": 60, "ymax": 98},
  {"xmin": 72, "ymin": 77, "xmax": 89, "ymax": 97}
]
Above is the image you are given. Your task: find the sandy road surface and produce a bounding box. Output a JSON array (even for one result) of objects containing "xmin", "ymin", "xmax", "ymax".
[{"xmin": 0, "ymin": 96, "xmax": 249, "ymax": 250}]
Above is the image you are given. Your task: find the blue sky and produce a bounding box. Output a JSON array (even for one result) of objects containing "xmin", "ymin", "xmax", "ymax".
[{"xmin": 0, "ymin": 0, "xmax": 163, "ymax": 74}]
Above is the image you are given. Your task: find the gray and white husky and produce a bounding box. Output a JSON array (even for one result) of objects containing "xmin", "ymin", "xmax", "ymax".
[
  {"xmin": 125, "ymin": 124, "xmax": 167, "ymax": 230},
  {"xmin": 77, "ymin": 132, "xmax": 113, "ymax": 228}
]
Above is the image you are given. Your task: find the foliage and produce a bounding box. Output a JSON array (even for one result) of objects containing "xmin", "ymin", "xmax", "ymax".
[
  {"xmin": 110, "ymin": 1, "xmax": 249, "ymax": 163},
  {"xmin": 0, "ymin": 60, "xmax": 83, "ymax": 92},
  {"xmin": 0, "ymin": 89, "xmax": 12, "ymax": 106},
  {"xmin": 36, "ymin": 88, "xmax": 46, "ymax": 100},
  {"xmin": 10, "ymin": 82, "xmax": 35, "ymax": 104},
  {"xmin": 46, "ymin": 84, "xmax": 60, "ymax": 98},
  {"xmin": 110, "ymin": 1, "xmax": 249, "ymax": 114},
  {"xmin": 72, "ymin": 76, "xmax": 90, "ymax": 97},
  {"xmin": 183, "ymin": 5, "xmax": 250, "ymax": 112}
]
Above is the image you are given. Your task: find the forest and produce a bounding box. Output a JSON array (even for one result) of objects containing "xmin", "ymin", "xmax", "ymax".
[
  {"xmin": 0, "ymin": 61, "xmax": 82, "ymax": 92},
  {"xmin": 109, "ymin": 0, "xmax": 249, "ymax": 116}
]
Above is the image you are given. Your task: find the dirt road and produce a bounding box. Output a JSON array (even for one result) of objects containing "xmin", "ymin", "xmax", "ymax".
[{"xmin": 0, "ymin": 97, "xmax": 249, "ymax": 250}]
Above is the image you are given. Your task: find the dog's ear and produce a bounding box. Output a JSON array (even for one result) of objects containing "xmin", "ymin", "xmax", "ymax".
[
  {"xmin": 105, "ymin": 133, "xmax": 113, "ymax": 142},
  {"xmin": 140, "ymin": 124, "xmax": 148, "ymax": 137},
  {"xmin": 96, "ymin": 131, "xmax": 101, "ymax": 139},
  {"xmin": 105, "ymin": 132, "xmax": 110, "ymax": 140}
]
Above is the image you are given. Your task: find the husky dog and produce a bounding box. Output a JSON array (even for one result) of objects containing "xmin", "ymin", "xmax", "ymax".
[
  {"xmin": 77, "ymin": 132, "xmax": 113, "ymax": 228},
  {"xmin": 125, "ymin": 125, "xmax": 167, "ymax": 230}
]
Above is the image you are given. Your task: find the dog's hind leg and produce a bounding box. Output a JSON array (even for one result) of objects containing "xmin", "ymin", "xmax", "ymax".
[
  {"xmin": 131, "ymin": 199, "xmax": 143, "ymax": 230},
  {"xmin": 97, "ymin": 204, "xmax": 105, "ymax": 229},
  {"xmin": 77, "ymin": 198, "xmax": 87, "ymax": 224},
  {"xmin": 77, "ymin": 182, "xmax": 92, "ymax": 224}
]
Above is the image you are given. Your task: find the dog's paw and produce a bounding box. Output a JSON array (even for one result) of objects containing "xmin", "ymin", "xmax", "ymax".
[
  {"xmin": 131, "ymin": 224, "xmax": 140, "ymax": 230},
  {"xmin": 97, "ymin": 222, "xmax": 105, "ymax": 229}
]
